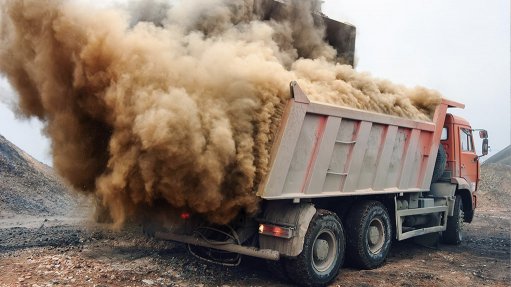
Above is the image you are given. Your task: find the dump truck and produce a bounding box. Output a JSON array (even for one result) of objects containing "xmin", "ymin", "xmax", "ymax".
[{"xmin": 148, "ymin": 3, "xmax": 489, "ymax": 286}]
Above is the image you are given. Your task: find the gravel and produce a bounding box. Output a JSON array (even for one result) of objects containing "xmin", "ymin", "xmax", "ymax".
[{"xmin": 0, "ymin": 135, "xmax": 509, "ymax": 286}]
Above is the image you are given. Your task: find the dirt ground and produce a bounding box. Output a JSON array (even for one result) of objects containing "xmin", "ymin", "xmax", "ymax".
[{"xmin": 1, "ymin": 167, "xmax": 510, "ymax": 287}]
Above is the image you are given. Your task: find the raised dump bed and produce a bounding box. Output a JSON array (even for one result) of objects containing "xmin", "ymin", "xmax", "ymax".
[{"xmin": 259, "ymin": 81, "xmax": 458, "ymax": 199}]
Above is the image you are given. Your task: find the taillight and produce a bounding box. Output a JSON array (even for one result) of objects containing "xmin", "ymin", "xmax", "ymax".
[
  {"xmin": 180, "ymin": 212, "xmax": 190, "ymax": 220},
  {"xmin": 258, "ymin": 224, "xmax": 294, "ymax": 239}
]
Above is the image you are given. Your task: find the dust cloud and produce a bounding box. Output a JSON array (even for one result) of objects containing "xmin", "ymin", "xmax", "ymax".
[{"xmin": 0, "ymin": 0, "xmax": 441, "ymax": 226}]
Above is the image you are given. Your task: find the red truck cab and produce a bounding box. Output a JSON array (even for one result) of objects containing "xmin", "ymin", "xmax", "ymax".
[{"xmin": 441, "ymin": 113, "xmax": 488, "ymax": 222}]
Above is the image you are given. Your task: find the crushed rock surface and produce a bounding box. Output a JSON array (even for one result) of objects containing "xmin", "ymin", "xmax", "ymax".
[{"xmin": 0, "ymin": 136, "xmax": 510, "ymax": 286}]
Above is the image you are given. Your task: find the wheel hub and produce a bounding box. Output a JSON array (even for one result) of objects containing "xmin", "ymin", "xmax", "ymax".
[
  {"xmin": 368, "ymin": 218, "xmax": 385, "ymax": 254},
  {"xmin": 314, "ymin": 239, "xmax": 329, "ymax": 261},
  {"xmin": 312, "ymin": 230, "xmax": 337, "ymax": 273},
  {"xmin": 369, "ymin": 226, "xmax": 380, "ymax": 245}
]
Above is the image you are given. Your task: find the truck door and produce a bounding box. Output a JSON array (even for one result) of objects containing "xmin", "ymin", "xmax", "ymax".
[{"xmin": 458, "ymin": 127, "xmax": 478, "ymax": 191}]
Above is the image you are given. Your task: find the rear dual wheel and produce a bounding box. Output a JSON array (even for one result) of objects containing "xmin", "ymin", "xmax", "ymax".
[
  {"xmin": 345, "ymin": 201, "xmax": 392, "ymax": 269},
  {"xmin": 268, "ymin": 210, "xmax": 345, "ymax": 287},
  {"xmin": 267, "ymin": 203, "xmax": 392, "ymax": 286}
]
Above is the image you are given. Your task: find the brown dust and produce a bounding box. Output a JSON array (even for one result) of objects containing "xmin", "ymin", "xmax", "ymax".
[{"xmin": 0, "ymin": 0, "xmax": 441, "ymax": 226}]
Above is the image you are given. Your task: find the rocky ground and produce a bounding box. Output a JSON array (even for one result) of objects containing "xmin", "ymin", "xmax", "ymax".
[{"xmin": 0, "ymin": 136, "xmax": 510, "ymax": 286}]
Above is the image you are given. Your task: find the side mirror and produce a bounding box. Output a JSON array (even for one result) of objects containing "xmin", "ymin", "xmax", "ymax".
[
  {"xmin": 482, "ymin": 138, "xmax": 488, "ymax": 156},
  {"xmin": 479, "ymin": 130, "xmax": 488, "ymax": 139}
]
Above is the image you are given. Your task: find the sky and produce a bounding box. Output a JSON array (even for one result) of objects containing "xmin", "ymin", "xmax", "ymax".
[
  {"xmin": 0, "ymin": 79, "xmax": 51, "ymax": 163},
  {"xmin": 0, "ymin": 0, "xmax": 510, "ymax": 165},
  {"xmin": 323, "ymin": 0, "xmax": 511, "ymax": 157}
]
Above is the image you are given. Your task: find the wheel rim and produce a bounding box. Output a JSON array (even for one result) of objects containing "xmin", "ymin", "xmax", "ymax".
[
  {"xmin": 367, "ymin": 218, "xmax": 385, "ymax": 254},
  {"xmin": 312, "ymin": 229, "xmax": 337, "ymax": 273}
]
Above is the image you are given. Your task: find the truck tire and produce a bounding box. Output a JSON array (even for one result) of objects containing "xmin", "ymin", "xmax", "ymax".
[
  {"xmin": 284, "ymin": 210, "xmax": 345, "ymax": 287},
  {"xmin": 345, "ymin": 201, "xmax": 392, "ymax": 269},
  {"xmin": 431, "ymin": 145, "xmax": 447, "ymax": 183},
  {"xmin": 442, "ymin": 195, "xmax": 463, "ymax": 245}
]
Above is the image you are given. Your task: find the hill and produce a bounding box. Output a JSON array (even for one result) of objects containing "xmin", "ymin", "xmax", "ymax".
[
  {"xmin": 0, "ymin": 134, "xmax": 78, "ymax": 218},
  {"xmin": 483, "ymin": 145, "xmax": 511, "ymax": 166},
  {"xmin": 478, "ymin": 162, "xmax": 511, "ymax": 210}
]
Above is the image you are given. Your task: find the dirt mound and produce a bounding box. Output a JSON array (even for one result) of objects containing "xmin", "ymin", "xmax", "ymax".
[
  {"xmin": 483, "ymin": 145, "xmax": 511, "ymax": 166},
  {"xmin": 477, "ymin": 163, "xmax": 511, "ymax": 212},
  {"xmin": 0, "ymin": 134, "xmax": 78, "ymax": 217}
]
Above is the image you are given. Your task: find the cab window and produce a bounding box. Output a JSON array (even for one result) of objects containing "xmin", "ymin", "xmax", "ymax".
[{"xmin": 460, "ymin": 128, "xmax": 473, "ymax": 152}]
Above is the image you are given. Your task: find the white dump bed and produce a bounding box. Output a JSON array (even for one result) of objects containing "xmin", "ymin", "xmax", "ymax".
[{"xmin": 257, "ymin": 82, "xmax": 460, "ymax": 200}]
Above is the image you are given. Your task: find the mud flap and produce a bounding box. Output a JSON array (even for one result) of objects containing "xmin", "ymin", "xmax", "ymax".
[
  {"xmin": 464, "ymin": 209, "xmax": 474, "ymax": 223},
  {"xmin": 258, "ymin": 201, "xmax": 316, "ymax": 257}
]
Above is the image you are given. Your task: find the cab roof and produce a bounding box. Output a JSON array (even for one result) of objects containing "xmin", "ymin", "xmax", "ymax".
[{"xmin": 445, "ymin": 113, "xmax": 471, "ymax": 127}]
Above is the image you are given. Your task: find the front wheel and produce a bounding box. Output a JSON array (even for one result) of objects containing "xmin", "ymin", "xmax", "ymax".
[
  {"xmin": 285, "ymin": 210, "xmax": 345, "ymax": 287},
  {"xmin": 442, "ymin": 195, "xmax": 464, "ymax": 245}
]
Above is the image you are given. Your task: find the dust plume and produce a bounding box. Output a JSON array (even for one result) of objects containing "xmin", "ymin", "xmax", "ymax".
[{"xmin": 0, "ymin": 0, "xmax": 441, "ymax": 226}]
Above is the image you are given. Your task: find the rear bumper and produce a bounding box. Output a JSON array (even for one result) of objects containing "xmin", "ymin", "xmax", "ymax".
[{"xmin": 154, "ymin": 231, "xmax": 280, "ymax": 261}]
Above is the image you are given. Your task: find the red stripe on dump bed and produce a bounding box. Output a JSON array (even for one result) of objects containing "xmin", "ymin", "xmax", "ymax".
[{"xmin": 300, "ymin": 116, "xmax": 327, "ymax": 194}]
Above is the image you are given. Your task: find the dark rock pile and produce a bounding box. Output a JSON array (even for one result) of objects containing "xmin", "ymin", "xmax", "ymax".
[{"xmin": 0, "ymin": 134, "xmax": 78, "ymax": 217}]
